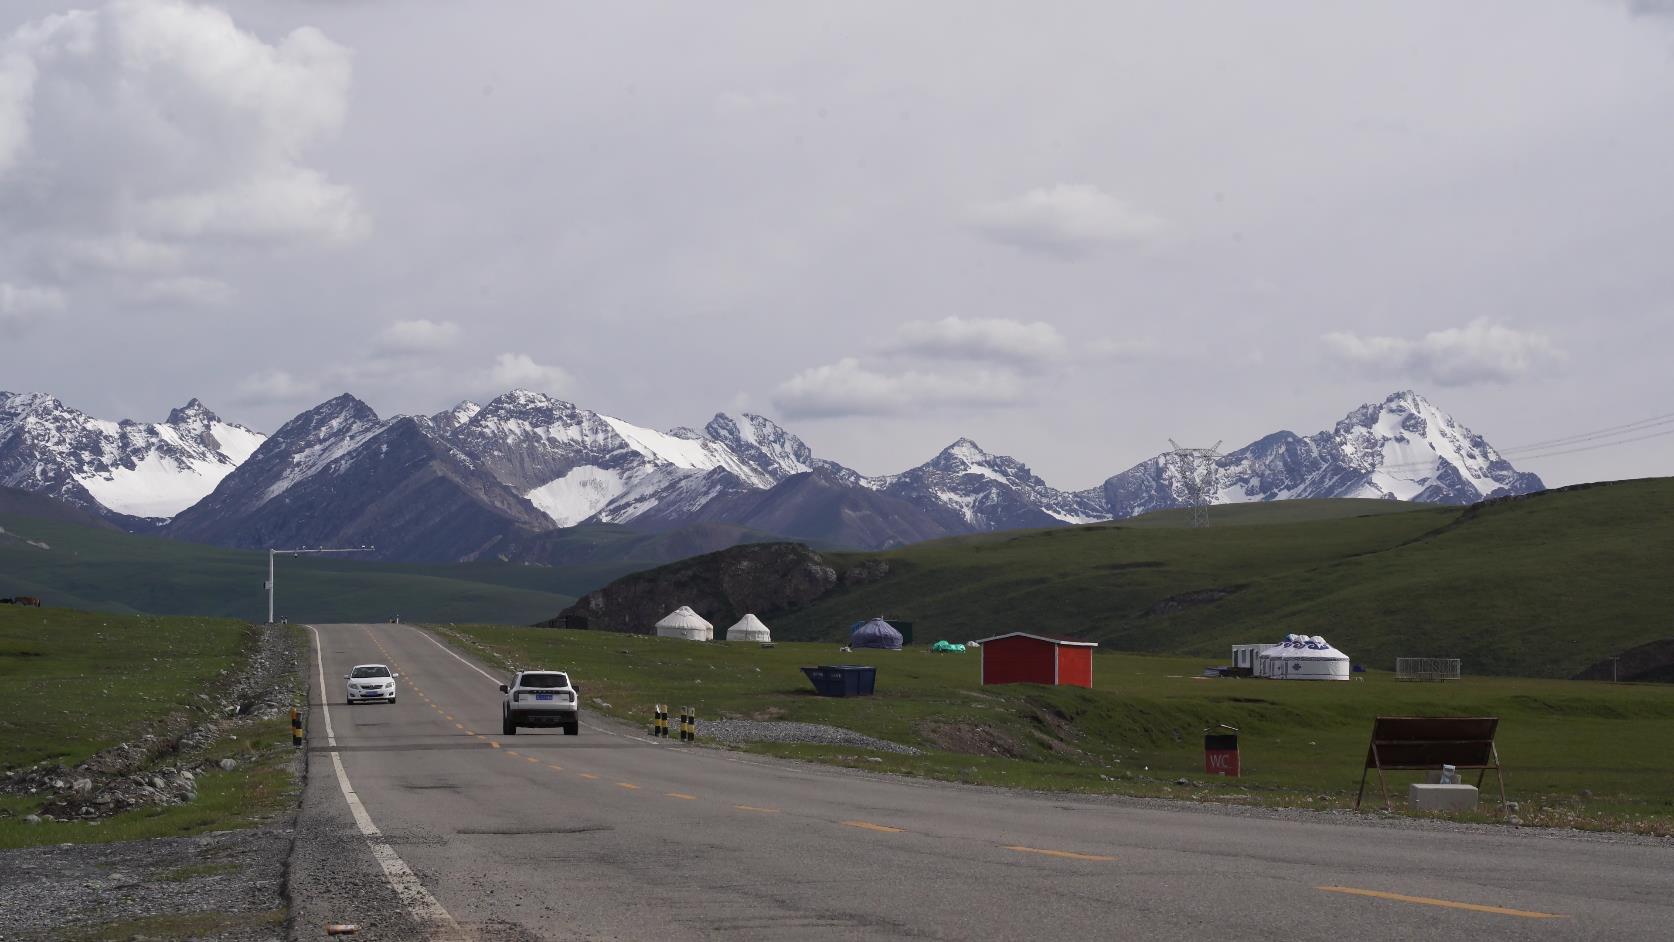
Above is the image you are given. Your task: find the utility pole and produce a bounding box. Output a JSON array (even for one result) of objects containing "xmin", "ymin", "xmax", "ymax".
[
  {"xmin": 1167, "ymin": 439, "xmax": 1223, "ymax": 528},
  {"xmin": 267, "ymin": 546, "xmax": 375, "ymax": 624}
]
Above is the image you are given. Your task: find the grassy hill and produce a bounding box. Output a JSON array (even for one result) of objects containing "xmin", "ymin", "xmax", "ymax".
[
  {"xmin": 0, "ymin": 513, "xmax": 580, "ymax": 624},
  {"xmin": 761, "ymin": 481, "xmax": 1674, "ymax": 678}
]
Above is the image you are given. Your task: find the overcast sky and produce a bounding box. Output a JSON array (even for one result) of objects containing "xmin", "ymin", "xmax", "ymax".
[{"xmin": 3, "ymin": 0, "xmax": 1671, "ymax": 489}]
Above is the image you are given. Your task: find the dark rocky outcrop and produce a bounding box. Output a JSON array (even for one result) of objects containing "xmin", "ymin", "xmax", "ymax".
[
  {"xmin": 1573, "ymin": 639, "xmax": 1674, "ymax": 683},
  {"xmin": 546, "ymin": 541, "xmax": 885, "ymax": 635}
]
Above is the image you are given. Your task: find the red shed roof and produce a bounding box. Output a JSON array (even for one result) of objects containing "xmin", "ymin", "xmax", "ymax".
[{"xmin": 972, "ymin": 632, "xmax": 1098, "ymax": 647}]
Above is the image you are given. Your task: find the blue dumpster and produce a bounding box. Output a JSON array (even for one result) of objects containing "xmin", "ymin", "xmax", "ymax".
[{"xmin": 800, "ymin": 665, "xmax": 877, "ymax": 697}]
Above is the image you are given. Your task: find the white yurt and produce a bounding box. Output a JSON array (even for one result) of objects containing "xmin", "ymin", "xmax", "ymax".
[
  {"xmin": 725, "ymin": 613, "xmax": 772, "ymax": 643},
  {"xmin": 655, "ymin": 606, "xmax": 713, "ymax": 641},
  {"xmin": 1255, "ymin": 634, "xmax": 1351, "ymax": 681}
]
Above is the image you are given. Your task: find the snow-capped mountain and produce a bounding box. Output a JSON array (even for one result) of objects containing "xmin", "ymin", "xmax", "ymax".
[
  {"xmin": 1101, "ymin": 390, "xmax": 1544, "ymax": 517},
  {"xmin": 166, "ymin": 394, "xmax": 557, "ymax": 559},
  {"xmin": 0, "ymin": 392, "xmax": 264, "ymax": 521},
  {"xmin": 7, "ymin": 386, "xmax": 1544, "ymax": 560},
  {"xmin": 869, "ymin": 438, "xmax": 1107, "ymax": 531},
  {"xmin": 439, "ymin": 390, "xmax": 845, "ymax": 528}
]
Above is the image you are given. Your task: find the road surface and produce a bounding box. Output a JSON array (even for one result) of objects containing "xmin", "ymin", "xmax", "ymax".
[{"xmin": 289, "ymin": 623, "xmax": 1674, "ymax": 940}]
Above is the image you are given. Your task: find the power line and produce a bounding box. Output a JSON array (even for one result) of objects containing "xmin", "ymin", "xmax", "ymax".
[{"xmin": 1496, "ymin": 412, "xmax": 1674, "ymax": 454}]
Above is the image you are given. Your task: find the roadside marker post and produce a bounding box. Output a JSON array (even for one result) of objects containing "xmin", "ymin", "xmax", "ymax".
[
  {"xmin": 680, "ymin": 707, "xmax": 696, "ymax": 742},
  {"xmin": 291, "ymin": 708, "xmax": 303, "ymax": 748},
  {"xmin": 652, "ymin": 704, "xmax": 669, "ymax": 737}
]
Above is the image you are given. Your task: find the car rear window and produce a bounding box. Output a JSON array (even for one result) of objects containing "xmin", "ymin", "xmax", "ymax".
[
  {"xmin": 519, "ymin": 673, "xmax": 568, "ymax": 688},
  {"xmin": 351, "ymin": 666, "xmax": 391, "ymax": 678}
]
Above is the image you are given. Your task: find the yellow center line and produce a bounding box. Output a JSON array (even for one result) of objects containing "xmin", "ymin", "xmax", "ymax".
[
  {"xmin": 526, "ymin": 757, "xmax": 539, "ymax": 764},
  {"xmin": 1005, "ymin": 846, "xmax": 1115, "ymax": 862},
  {"xmin": 842, "ymin": 820, "xmax": 906, "ymax": 833},
  {"xmin": 455, "ymin": 724, "xmax": 465, "ymax": 730},
  {"xmin": 1317, "ymin": 887, "xmax": 1568, "ymax": 919},
  {"xmin": 735, "ymin": 805, "xmax": 778, "ymax": 814},
  {"xmin": 615, "ymin": 782, "xmax": 640, "ymax": 790},
  {"xmin": 547, "ymin": 764, "xmax": 564, "ymax": 772},
  {"xmin": 444, "ymin": 715, "xmax": 454, "ymax": 722},
  {"xmin": 579, "ymin": 773, "xmax": 599, "ymax": 780},
  {"xmin": 489, "ymin": 741, "xmax": 501, "ymax": 749},
  {"xmin": 505, "ymin": 750, "xmax": 519, "ymax": 757},
  {"xmin": 666, "ymin": 792, "xmax": 698, "ymax": 800}
]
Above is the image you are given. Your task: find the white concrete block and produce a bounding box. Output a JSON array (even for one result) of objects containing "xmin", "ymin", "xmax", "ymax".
[{"xmin": 1409, "ymin": 783, "xmax": 1479, "ymax": 812}]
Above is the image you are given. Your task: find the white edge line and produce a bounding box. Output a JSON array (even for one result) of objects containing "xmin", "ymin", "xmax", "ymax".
[{"xmin": 307, "ymin": 625, "xmax": 462, "ymax": 939}]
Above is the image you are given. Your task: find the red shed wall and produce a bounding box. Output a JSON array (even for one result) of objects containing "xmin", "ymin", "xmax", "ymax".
[
  {"xmin": 982, "ymin": 636, "xmax": 1057, "ymax": 685},
  {"xmin": 1057, "ymin": 646, "xmax": 1093, "ymax": 689}
]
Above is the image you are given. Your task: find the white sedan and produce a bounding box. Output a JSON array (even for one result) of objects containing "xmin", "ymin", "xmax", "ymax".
[{"xmin": 345, "ymin": 663, "xmax": 398, "ymax": 704}]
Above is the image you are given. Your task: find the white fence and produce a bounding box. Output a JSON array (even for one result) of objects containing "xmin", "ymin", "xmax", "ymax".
[{"xmin": 1395, "ymin": 657, "xmax": 1461, "ymax": 682}]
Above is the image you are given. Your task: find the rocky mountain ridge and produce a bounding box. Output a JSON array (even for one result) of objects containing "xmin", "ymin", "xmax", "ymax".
[{"xmin": 3, "ymin": 388, "xmax": 1544, "ymax": 558}]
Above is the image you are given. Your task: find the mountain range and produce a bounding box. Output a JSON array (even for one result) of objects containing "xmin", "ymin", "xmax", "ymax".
[{"xmin": 0, "ymin": 388, "xmax": 1544, "ymax": 561}]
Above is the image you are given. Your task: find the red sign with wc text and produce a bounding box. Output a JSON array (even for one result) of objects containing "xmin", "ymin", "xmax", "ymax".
[{"xmin": 1204, "ymin": 734, "xmax": 1240, "ymax": 777}]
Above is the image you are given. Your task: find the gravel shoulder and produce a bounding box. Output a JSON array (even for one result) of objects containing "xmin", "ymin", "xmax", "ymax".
[{"xmin": 0, "ymin": 623, "xmax": 306, "ymax": 942}]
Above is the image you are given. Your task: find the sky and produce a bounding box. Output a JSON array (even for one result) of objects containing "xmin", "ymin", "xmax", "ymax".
[{"xmin": 2, "ymin": 0, "xmax": 1672, "ymax": 490}]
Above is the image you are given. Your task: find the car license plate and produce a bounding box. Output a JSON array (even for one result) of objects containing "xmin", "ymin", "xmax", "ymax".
[{"xmin": 535, "ymin": 693, "xmax": 554, "ymax": 701}]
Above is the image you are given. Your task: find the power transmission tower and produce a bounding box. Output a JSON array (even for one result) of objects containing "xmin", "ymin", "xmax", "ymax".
[{"xmin": 1167, "ymin": 439, "xmax": 1222, "ymax": 528}]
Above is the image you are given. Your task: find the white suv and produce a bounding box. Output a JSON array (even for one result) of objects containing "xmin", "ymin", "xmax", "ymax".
[
  {"xmin": 345, "ymin": 664, "xmax": 398, "ymax": 704},
  {"xmin": 500, "ymin": 670, "xmax": 579, "ymax": 736}
]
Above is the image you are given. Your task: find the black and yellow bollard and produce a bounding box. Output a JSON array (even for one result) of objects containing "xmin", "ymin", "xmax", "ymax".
[
  {"xmin": 680, "ymin": 706, "xmax": 696, "ymax": 742},
  {"xmin": 291, "ymin": 707, "xmax": 303, "ymax": 747},
  {"xmin": 653, "ymin": 704, "xmax": 669, "ymax": 738}
]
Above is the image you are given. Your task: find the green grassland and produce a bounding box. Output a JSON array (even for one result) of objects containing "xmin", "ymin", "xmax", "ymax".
[
  {"xmin": 442, "ymin": 625, "xmax": 1674, "ymax": 835},
  {"xmin": 0, "ymin": 607, "xmax": 304, "ymax": 848},
  {"xmin": 766, "ymin": 480, "xmax": 1674, "ymax": 679},
  {"xmin": 0, "ymin": 513, "xmax": 577, "ymax": 624}
]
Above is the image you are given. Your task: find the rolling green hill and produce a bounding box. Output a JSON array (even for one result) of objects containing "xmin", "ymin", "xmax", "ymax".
[
  {"xmin": 756, "ymin": 481, "xmax": 1674, "ymax": 678},
  {"xmin": 0, "ymin": 513, "xmax": 580, "ymax": 624}
]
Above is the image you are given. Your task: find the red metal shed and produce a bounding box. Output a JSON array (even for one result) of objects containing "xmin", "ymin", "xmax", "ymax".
[{"xmin": 974, "ymin": 633, "xmax": 1098, "ymax": 688}]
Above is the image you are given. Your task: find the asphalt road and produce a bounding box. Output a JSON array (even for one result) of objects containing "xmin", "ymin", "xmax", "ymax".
[{"xmin": 290, "ymin": 624, "xmax": 1674, "ymax": 941}]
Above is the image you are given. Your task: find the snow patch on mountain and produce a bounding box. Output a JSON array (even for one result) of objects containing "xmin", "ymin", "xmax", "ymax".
[
  {"xmin": 0, "ymin": 393, "xmax": 266, "ymax": 519},
  {"xmin": 526, "ymin": 465, "xmax": 627, "ymax": 527}
]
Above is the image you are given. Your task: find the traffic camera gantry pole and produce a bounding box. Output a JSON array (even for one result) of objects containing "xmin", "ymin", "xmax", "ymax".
[{"xmin": 267, "ymin": 546, "xmax": 375, "ymax": 624}]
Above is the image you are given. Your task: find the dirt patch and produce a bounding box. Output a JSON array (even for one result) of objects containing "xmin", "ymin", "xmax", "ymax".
[
  {"xmin": 917, "ymin": 720, "xmax": 1032, "ymax": 759},
  {"xmin": 1145, "ymin": 587, "xmax": 1240, "ymax": 616}
]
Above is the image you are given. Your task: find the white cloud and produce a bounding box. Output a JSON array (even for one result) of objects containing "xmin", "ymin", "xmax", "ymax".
[
  {"xmin": 965, "ymin": 184, "xmax": 1163, "ymax": 259},
  {"xmin": 0, "ymin": 0, "xmax": 365, "ymax": 297},
  {"xmin": 890, "ymin": 316, "xmax": 1068, "ymax": 366},
  {"xmin": 1323, "ymin": 319, "xmax": 1564, "ymax": 386},
  {"xmin": 0, "ymin": 281, "xmax": 64, "ymax": 328},
  {"xmin": 485, "ymin": 353, "xmax": 573, "ymax": 395},
  {"xmin": 234, "ymin": 369, "xmax": 322, "ymax": 405},
  {"xmin": 376, "ymin": 319, "xmax": 462, "ymax": 354},
  {"xmin": 772, "ymin": 357, "xmax": 1028, "ymax": 419}
]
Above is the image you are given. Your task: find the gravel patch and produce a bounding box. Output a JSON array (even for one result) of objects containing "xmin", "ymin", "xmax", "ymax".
[
  {"xmin": 0, "ymin": 827, "xmax": 291, "ymax": 942},
  {"xmin": 701, "ymin": 719, "xmax": 921, "ymax": 755}
]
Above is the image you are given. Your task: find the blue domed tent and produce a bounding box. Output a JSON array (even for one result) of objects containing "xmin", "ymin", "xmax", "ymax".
[{"xmin": 849, "ymin": 617, "xmax": 903, "ymax": 650}]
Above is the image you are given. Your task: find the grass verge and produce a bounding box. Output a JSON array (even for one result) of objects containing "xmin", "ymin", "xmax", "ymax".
[
  {"xmin": 442, "ymin": 624, "xmax": 1674, "ymax": 836},
  {"xmin": 0, "ymin": 607, "xmax": 305, "ymax": 849}
]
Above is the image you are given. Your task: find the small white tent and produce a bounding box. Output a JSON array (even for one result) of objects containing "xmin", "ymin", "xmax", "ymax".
[
  {"xmin": 655, "ymin": 606, "xmax": 713, "ymax": 641},
  {"xmin": 1255, "ymin": 634, "xmax": 1350, "ymax": 681},
  {"xmin": 725, "ymin": 613, "xmax": 772, "ymax": 643}
]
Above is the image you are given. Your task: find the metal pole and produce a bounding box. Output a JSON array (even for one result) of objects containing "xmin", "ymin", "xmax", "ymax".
[{"xmin": 265, "ymin": 546, "xmax": 374, "ymax": 625}]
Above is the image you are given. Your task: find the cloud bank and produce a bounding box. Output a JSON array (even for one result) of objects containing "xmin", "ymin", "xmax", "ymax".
[{"xmin": 1323, "ymin": 319, "xmax": 1563, "ymax": 386}]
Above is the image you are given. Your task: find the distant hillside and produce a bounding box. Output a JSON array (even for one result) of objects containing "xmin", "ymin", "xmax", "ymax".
[
  {"xmin": 555, "ymin": 484, "xmax": 1674, "ymax": 679},
  {"xmin": 0, "ymin": 513, "xmax": 585, "ymax": 624},
  {"xmin": 0, "ymin": 486, "xmax": 120, "ymax": 530}
]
